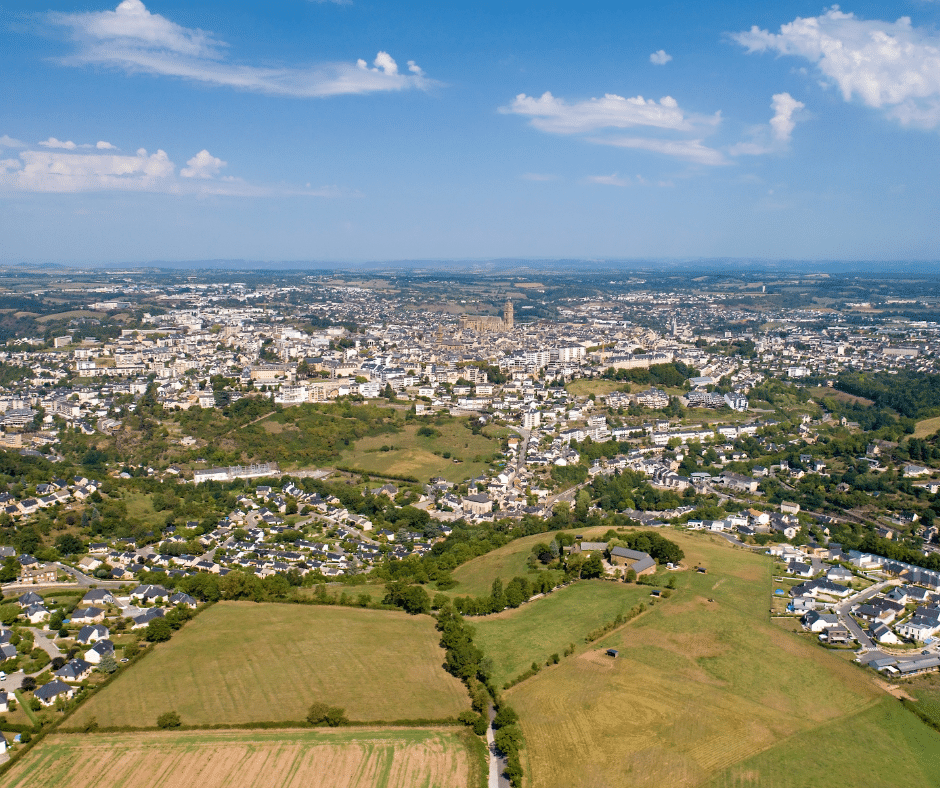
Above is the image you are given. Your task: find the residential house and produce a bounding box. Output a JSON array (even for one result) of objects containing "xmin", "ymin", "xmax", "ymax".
[
  {"xmin": 75, "ymin": 624, "xmax": 109, "ymax": 645},
  {"xmin": 34, "ymin": 679, "xmax": 75, "ymax": 707},
  {"xmin": 84, "ymin": 639, "xmax": 115, "ymax": 665},
  {"xmin": 54, "ymin": 658, "xmax": 93, "ymax": 683}
]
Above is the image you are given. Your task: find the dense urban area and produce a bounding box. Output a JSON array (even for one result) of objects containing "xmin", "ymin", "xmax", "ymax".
[{"xmin": 2, "ymin": 266, "xmax": 940, "ymax": 787}]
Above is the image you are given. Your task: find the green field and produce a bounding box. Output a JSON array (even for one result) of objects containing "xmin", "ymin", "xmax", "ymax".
[
  {"xmin": 0, "ymin": 728, "xmax": 483, "ymax": 788},
  {"xmin": 339, "ymin": 420, "xmax": 500, "ymax": 483},
  {"xmin": 473, "ymin": 580, "xmax": 652, "ymax": 687},
  {"xmin": 914, "ymin": 415, "xmax": 940, "ymax": 439},
  {"xmin": 707, "ymin": 698, "xmax": 940, "ymax": 788},
  {"xmin": 67, "ymin": 602, "xmax": 469, "ymax": 728},
  {"xmin": 508, "ymin": 529, "xmax": 889, "ymax": 788},
  {"xmin": 565, "ymin": 379, "xmax": 622, "ymax": 398},
  {"xmin": 451, "ymin": 531, "xmax": 554, "ymax": 597}
]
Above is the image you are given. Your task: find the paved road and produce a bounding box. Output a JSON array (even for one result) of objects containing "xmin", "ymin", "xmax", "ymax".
[
  {"xmin": 487, "ymin": 705, "xmax": 511, "ymax": 788},
  {"xmin": 834, "ymin": 579, "xmax": 898, "ymax": 651},
  {"xmin": 715, "ymin": 532, "xmax": 761, "ymax": 550}
]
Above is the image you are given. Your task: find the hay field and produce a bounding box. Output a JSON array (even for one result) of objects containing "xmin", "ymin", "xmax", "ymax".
[
  {"xmin": 0, "ymin": 728, "xmax": 479, "ymax": 788},
  {"xmin": 508, "ymin": 530, "xmax": 887, "ymax": 788},
  {"xmin": 68, "ymin": 603, "xmax": 468, "ymax": 728},
  {"xmin": 473, "ymin": 580, "xmax": 651, "ymax": 687},
  {"xmin": 706, "ymin": 698, "xmax": 940, "ymax": 788},
  {"xmin": 340, "ymin": 421, "xmax": 498, "ymax": 482},
  {"xmin": 451, "ymin": 531, "xmax": 559, "ymax": 597},
  {"xmin": 914, "ymin": 415, "xmax": 940, "ymax": 439}
]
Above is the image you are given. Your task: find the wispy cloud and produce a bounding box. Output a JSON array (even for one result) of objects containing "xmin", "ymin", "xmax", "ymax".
[
  {"xmin": 520, "ymin": 172, "xmax": 559, "ymax": 182},
  {"xmin": 729, "ymin": 92, "xmax": 806, "ymax": 156},
  {"xmin": 0, "ymin": 136, "xmax": 336, "ymax": 196},
  {"xmin": 501, "ymin": 91, "xmax": 717, "ymax": 134},
  {"xmin": 590, "ymin": 136, "xmax": 727, "ymax": 166},
  {"xmin": 733, "ymin": 8, "xmax": 940, "ymax": 128},
  {"xmin": 0, "ymin": 135, "xmax": 27, "ymax": 149},
  {"xmin": 501, "ymin": 87, "xmax": 724, "ymax": 166},
  {"xmin": 45, "ymin": 0, "xmax": 433, "ymax": 98},
  {"xmin": 584, "ymin": 173, "xmax": 629, "ymax": 186},
  {"xmin": 649, "ymin": 50, "xmax": 672, "ymax": 66}
]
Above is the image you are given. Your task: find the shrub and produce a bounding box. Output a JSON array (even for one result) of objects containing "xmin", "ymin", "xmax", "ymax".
[
  {"xmin": 157, "ymin": 711, "xmax": 182, "ymax": 729},
  {"xmin": 307, "ymin": 702, "xmax": 347, "ymax": 727},
  {"xmin": 146, "ymin": 618, "xmax": 172, "ymax": 643}
]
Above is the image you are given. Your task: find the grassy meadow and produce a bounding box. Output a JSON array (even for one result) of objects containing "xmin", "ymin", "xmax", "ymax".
[
  {"xmin": 339, "ymin": 420, "xmax": 501, "ymax": 482},
  {"xmin": 706, "ymin": 698, "xmax": 940, "ymax": 788},
  {"xmin": 0, "ymin": 728, "xmax": 483, "ymax": 788},
  {"xmin": 451, "ymin": 531, "xmax": 559, "ymax": 598},
  {"xmin": 67, "ymin": 602, "xmax": 468, "ymax": 729},
  {"xmin": 473, "ymin": 580, "xmax": 652, "ymax": 687},
  {"xmin": 507, "ymin": 529, "xmax": 893, "ymax": 788}
]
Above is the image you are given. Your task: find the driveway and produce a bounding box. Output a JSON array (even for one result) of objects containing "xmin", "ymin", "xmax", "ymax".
[{"xmin": 29, "ymin": 629, "xmax": 62, "ymax": 660}]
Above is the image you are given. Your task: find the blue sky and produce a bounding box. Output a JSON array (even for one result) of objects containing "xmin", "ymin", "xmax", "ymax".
[{"xmin": 1, "ymin": 0, "xmax": 939, "ymax": 264}]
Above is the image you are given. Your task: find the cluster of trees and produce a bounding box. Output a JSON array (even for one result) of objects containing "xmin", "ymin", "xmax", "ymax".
[
  {"xmin": 450, "ymin": 573, "xmax": 566, "ymax": 616},
  {"xmin": 837, "ymin": 370, "xmax": 940, "ymax": 420},
  {"xmin": 590, "ymin": 470, "xmax": 684, "ymax": 512},
  {"xmin": 601, "ymin": 362, "xmax": 697, "ymax": 388}
]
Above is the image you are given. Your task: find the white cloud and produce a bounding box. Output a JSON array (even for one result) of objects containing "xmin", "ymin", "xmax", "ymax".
[
  {"xmin": 769, "ymin": 92, "xmax": 804, "ymax": 141},
  {"xmin": 585, "ymin": 173, "xmax": 629, "ymax": 186},
  {"xmin": 0, "ymin": 137, "xmax": 333, "ymax": 196},
  {"xmin": 501, "ymin": 91, "xmax": 716, "ymax": 134},
  {"xmin": 47, "ymin": 1, "xmax": 432, "ymax": 98},
  {"xmin": 0, "ymin": 135, "xmax": 26, "ymax": 149},
  {"xmin": 96, "ymin": 140, "xmax": 117, "ymax": 150},
  {"xmin": 733, "ymin": 8, "xmax": 940, "ymax": 127},
  {"xmin": 729, "ymin": 92, "xmax": 805, "ymax": 156},
  {"xmin": 181, "ymin": 149, "xmax": 226, "ymax": 179},
  {"xmin": 38, "ymin": 137, "xmax": 77, "ymax": 149},
  {"xmin": 650, "ymin": 50, "xmax": 672, "ymax": 65},
  {"xmin": 590, "ymin": 136, "xmax": 727, "ymax": 166}
]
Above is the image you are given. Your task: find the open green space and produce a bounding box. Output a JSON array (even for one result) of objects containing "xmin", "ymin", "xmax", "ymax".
[
  {"xmin": 339, "ymin": 420, "xmax": 500, "ymax": 483},
  {"xmin": 914, "ymin": 415, "xmax": 940, "ymax": 439},
  {"xmin": 0, "ymin": 727, "xmax": 483, "ymax": 788},
  {"xmin": 706, "ymin": 698, "xmax": 940, "ymax": 788},
  {"xmin": 67, "ymin": 602, "xmax": 469, "ymax": 729},
  {"xmin": 507, "ymin": 529, "xmax": 888, "ymax": 788},
  {"xmin": 565, "ymin": 379, "xmax": 622, "ymax": 398},
  {"xmin": 473, "ymin": 580, "xmax": 652, "ymax": 687},
  {"xmin": 451, "ymin": 531, "xmax": 555, "ymax": 598}
]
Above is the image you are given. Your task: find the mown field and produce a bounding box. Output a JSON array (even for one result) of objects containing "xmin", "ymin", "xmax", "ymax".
[
  {"xmin": 68, "ymin": 603, "xmax": 468, "ymax": 728},
  {"xmin": 338, "ymin": 420, "xmax": 501, "ymax": 483},
  {"xmin": 565, "ymin": 379, "xmax": 622, "ymax": 397},
  {"xmin": 473, "ymin": 580, "xmax": 652, "ymax": 687},
  {"xmin": 914, "ymin": 415, "xmax": 940, "ymax": 439},
  {"xmin": 706, "ymin": 698, "xmax": 940, "ymax": 788},
  {"xmin": 507, "ymin": 529, "xmax": 892, "ymax": 788},
  {"xmin": 0, "ymin": 728, "xmax": 482, "ymax": 788},
  {"xmin": 451, "ymin": 531, "xmax": 556, "ymax": 598}
]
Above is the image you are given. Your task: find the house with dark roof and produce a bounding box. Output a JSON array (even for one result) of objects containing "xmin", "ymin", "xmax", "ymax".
[
  {"xmin": 76, "ymin": 624, "xmax": 109, "ymax": 645},
  {"xmin": 35, "ymin": 679, "xmax": 75, "ymax": 706},
  {"xmin": 609, "ymin": 547, "xmax": 656, "ymax": 576},
  {"xmin": 55, "ymin": 658, "xmax": 93, "ymax": 683}
]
